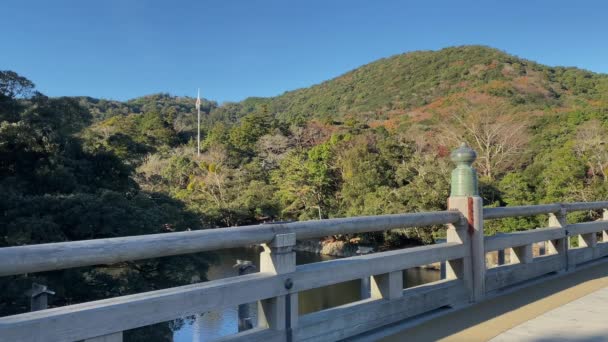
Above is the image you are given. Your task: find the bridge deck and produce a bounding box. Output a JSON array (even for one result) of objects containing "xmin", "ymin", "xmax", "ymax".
[
  {"xmin": 491, "ymin": 286, "xmax": 608, "ymax": 341},
  {"xmin": 379, "ymin": 261, "xmax": 608, "ymax": 342}
]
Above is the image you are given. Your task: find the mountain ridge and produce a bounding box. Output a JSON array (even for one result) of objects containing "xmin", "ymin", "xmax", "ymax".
[
  {"xmin": 74, "ymin": 45, "xmax": 608, "ymax": 127},
  {"xmin": 184, "ymin": 45, "xmax": 604, "ymax": 128}
]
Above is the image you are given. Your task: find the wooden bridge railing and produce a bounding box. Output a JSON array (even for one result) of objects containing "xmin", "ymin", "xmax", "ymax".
[
  {"xmin": 484, "ymin": 202, "xmax": 608, "ymax": 293},
  {"xmin": 0, "ymin": 211, "xmax": 468, "ymax": 342},
  {"xmin": 2, "ymin": 144, "xmax": 608, "ymax": 342}
]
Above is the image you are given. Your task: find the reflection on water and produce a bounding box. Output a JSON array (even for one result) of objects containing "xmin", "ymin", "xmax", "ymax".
[
  {"xmin": 404, "ymin": 267, "xmax": 441, "ymax": 288},
  {"xmin": 173, "ymin": 248, "xmax": 440, "ymax": 341}
]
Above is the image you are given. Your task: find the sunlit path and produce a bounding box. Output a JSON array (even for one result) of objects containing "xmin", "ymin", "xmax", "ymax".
[
  {"xmin": 491, "ymin": 286, "xmax": 608, "ymax": 341},
  {"xmin": 380, "ymin": 261, "xmax": 608, "ymax": 342}
]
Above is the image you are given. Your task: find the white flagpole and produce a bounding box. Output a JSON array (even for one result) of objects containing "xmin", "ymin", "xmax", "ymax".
[{"xmin": 196, "ymin": 88, "xmax": 201, "ymax": 157}]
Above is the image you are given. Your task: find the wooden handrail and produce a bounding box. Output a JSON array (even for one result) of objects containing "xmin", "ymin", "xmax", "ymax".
[
  {"xmin": 0, "ymin": 211, "xmax": 461, "ymax": 277},
  {"xmin": 483, "ymin": 201, "xmax": 608, "ymax": 220},
  {"xmin": 0, "ymin": 242, "xmax": 465, "ymax": 342},
  {"xmin": 484, "ymin": 227, "xmax": 565, "ymax": 252},
  {"xmin": 2, "ymin": 200, "xmax": 608, "ymax": 342}
]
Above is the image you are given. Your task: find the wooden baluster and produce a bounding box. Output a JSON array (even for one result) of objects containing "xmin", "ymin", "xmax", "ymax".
[
  {"xmin": 538, "ymin": 240, "xmax": 546, "ymax": 256},
  {"xmin": 603, "ymin": 209, "xmax": 608, "ymax": 243},
  {"xmin": 448, "ymin": 197, "xmax": 484, "ymax": 302},
  {"xmin": 258, "ymin": 232, "xmax": 298, "ymax": 333},
  {"xmin": 445, "ymin": 206, "xmax": 474, "ymax": 303},
  {"xmin": 371, "ymin": 271, "xmax": 403, "ymax": 300},
  {"xmin": 510, "ymin": 244, "xmax": 533, "ymax": 264},
  {"xmin": 235, "ymin": 260, "xmax": 256, "ymax": 332},
  {"xmin": 579, "ymin": 232, "xmax": 598, "ymax": 256},
  {"xmin": 356, "ymin": 247, "xmax": 373, "ymax": 299},
  {"xmin": 497, "ymin": 249, "xmax": 505, "ymax": 265},
  {"xmin": 360, "ymin": 276, "xmax": 371, "ymax": 299},
  {"xmin": 27, "ymin": 283, "xmax": 54, "ymax": 312},
  {"xmin": 548, "ymin": 210, "xmax": 568, "ymax": 271}
]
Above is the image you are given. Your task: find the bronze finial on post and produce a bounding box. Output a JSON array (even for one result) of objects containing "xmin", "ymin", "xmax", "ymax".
[
  {"xmin": 447, "ymin": 142, "xmax": 484, "ymax": 302},
  {"xmin": 450, "ymin": 142, "xmax": 478, "ymax": 197}
]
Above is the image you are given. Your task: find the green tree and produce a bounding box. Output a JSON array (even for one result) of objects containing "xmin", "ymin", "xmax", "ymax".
[
  {"xmin": 337, "ymin": 141, "xmax": 393, "ymax": 216},
  {"xmin": 0, "ymin": 70, "xmax": 34, "ymax": 121},
  {"xmin": 229, "ymin": 106, "xmax": 275, "ymax": 156},
  {"xmin": 273, "ymin": 143, "xmax": 338, "ymax": 220}
]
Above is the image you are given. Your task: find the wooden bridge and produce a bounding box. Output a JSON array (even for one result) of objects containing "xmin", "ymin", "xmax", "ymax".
[{"xmin": 2, "ymin": 144, "xmax": 608, "ymax": 342}]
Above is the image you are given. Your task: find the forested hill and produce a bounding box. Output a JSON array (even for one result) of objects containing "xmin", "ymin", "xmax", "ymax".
[
  {"xmin": 3, "ymin": 45, "xmax": 608, "ymax": 326},
  {"xmin": 213, "ymin": 45, "xmax": 608, "ymax": 125},
  {"xmin": 4, "ymin": 45, "xmax": 608, "ymax": 247},
  {"xmin": 74, "ymin": 93, "xmax": 217, "ymax": 123},
  {"xmin": 73, "ymin": 46, "xmax": 608, "ymax": 230},
  {"xmin": 81, "ymin": 46, "xmax": 608, "ymax": 126}
]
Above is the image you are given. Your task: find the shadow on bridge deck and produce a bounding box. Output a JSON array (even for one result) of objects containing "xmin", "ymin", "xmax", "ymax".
[{"xmin": 376, "ymin": 260, "xmax": 608, "ymax": 342}]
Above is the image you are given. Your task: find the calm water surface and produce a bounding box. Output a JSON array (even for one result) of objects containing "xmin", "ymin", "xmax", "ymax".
[{"xmin": 173, "ymin": 248, "xmax": 440, "ymax": 341}]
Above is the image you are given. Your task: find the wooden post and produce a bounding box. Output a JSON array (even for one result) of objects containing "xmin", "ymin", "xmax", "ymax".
[
  {"xmin": 436, "ymin": 238, "xmax": 447, "ymax": 279},
  {"xmin": 27, "ymin": 283, "xmax": 54, "ymax": 312},
  {"xmin": 548, "ymin": 210, "xmax": 568, "ymax": 270},
  {"xmin": 360, "ymin": 276, "xmax": 371, "ymax": 299},
  {"xmin": 447, "ymin": 143, "xmax": 484, "ymax": 302},
  {"xmin": 579, "ymin": 224, "xmax": 598, "ymax": 259},
  {"xmin": 448, "ymin": 197, "xmax": 484, "ymax": 302},
  {"xmin": 497, "ymin": 249, "xmax": 505, "ymax": 265},
  {"xmin": 235, "ymin": 260, "xmax": 256, "ymax": 331},
  {"xmin": 579, "ymin": 233, "xmax": 597, "ymax": 248},
  {"xmin": 539, "ymin": 241, "xmax": 546, "ymax": 256},
  {"xmin": 258, "ymin": 232, "xmax": 298, "ymax": 333},
  {"xmin": 602, "ymin": 209, "xmax": 608, "ymax": 243},
  {"xmin": 356, "ymin": 247, "xmax": 374, "ymax": 299},
  {"xmin": 510, "ymin": 244, "xmax": 533, "ymax": 264},
  {"xmin": 371, "ymin": 271, "xmax": 403, "ymax": 300}
]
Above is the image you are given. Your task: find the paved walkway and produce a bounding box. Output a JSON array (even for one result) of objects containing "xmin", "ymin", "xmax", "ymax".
[
  {"xmin": 491, "ymin": 287, "xmax": 608, "ymax": 341},
  {"xmin": 380, "ymin": 261, "xmax": 608, "ymax": 342}
]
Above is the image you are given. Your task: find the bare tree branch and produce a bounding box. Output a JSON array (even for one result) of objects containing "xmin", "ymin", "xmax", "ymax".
[{"xmin": 440, "ymin": 103, "xmax": 529, "ymax": 180}]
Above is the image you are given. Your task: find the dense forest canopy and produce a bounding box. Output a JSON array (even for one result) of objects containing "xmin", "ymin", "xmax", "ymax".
[
  {"xmin": 2, "ymin": 45, "xmax": 608, "ymax": 339},
  {"xmin": 80, "ymin": 46, "xmax": 608, "ymax": 238},
  {"xmin": 0, "ymin": 71, "xmax": 212, "ymax": 340},
  {"xmin": 6, "ymin": 45, "xmax": 608, "ymax": 244}
]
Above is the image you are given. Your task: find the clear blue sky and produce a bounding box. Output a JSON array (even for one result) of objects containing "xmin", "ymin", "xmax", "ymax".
[{"xmin": 2, "ymin": 0, "xmax": 607, "ymax": 103}]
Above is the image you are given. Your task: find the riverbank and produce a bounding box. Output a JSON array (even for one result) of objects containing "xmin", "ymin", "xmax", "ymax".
[
  {"xmin": 293, "ymin": 239, "xmax": 445, "ymax": 270},
  {"xmin": 294, "ymin": 239, "xmax": 359, "ymax": 257}
]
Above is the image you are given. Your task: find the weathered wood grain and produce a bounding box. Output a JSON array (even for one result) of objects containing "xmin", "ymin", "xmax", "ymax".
[
  {"xmin": 484, "ymin": 227, "xmax": 564, "ymax": 252},
  {"xmin": 0, "ymin": 242, "xmax": 464, "ymax": 342},
  {"xmin": 568, "ymin": 221, "xmax": 608, "ymax": 236},
  {"xmin": 484, "ymin": 204, "xmax": 561, "ymax": 220},
  {"xmin": 290, "ymin": 243, "xmax": 465, "ymax": 292},
  {"xmin": 485, "ymin": 255, "xmax": 564, "ymax": 292},
  {"xmin": 0, "ymin": 211, "xmax": 461, "ymax": 277},
  {"xmin": 563, "ymin": 201, "xmax": 608, "ymax": 212},
  {"xmin": 295, "ymin": 280, "xmax": 467, "ymax": 341},
  {"xmin": 0, "ymin": 272, "xmax": 283, "ymax": 342}
]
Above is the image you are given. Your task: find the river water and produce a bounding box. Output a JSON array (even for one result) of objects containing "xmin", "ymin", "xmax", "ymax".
[{"xmin": 172, "ymin": 248, "xmax": 440, "ymax": 341}]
